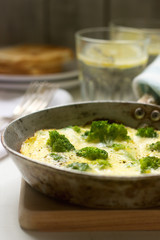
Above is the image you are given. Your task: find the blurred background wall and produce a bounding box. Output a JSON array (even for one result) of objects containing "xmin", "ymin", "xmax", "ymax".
[{"xmin": 0, "ymin": 0, "xmax": 159, "ymax": 49}]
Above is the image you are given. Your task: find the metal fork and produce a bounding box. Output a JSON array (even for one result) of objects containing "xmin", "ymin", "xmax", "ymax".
[{"xmin": 0, "ymin": 81, "xmax": 56, "ymax": 132}]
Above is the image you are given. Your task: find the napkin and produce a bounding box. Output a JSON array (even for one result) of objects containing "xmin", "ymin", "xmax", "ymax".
[
  {"xmin": 0, "ymin": 88, "xmax": 73, "ymax": 159},
  {"xmin": 132, "ymin": 56, "xmax": 160, "ymax": 103}
]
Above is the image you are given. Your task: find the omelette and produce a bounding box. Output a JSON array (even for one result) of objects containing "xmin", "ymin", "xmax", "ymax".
[{"xmin": 20, "ymin": 120, "xmax": 160, "ymax": 176}]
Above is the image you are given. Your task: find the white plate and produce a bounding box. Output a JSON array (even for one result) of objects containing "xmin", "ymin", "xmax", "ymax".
[
  {"xmin": 0, "ymin": 61, "xmax": 78, "ymax": 83},
  {"xmin": 0, "ymin": 70, "xmax": 78, "ymax": 83},
  {"xmin": 0, "ymin": 78, "xmax": 80, "ymax": 91}
]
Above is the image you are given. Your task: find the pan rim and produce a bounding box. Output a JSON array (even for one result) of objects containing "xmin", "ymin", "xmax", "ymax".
[{"xmin": 2, "ymin": 100, "xmax": 160, "ymax": 181}]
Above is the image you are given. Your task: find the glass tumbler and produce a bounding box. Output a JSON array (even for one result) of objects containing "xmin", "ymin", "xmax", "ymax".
[
  {"xmin": 110, "ymin": 18, "xmax": 160, "ymax": 65},
  {"xmin": 75, "ymin": 27, "xmax": 149, "ymax": 101}
]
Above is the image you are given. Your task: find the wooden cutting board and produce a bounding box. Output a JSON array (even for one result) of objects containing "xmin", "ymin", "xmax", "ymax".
[{"xmin": 19, "ymin": 179, "xmax": 160, "ymax": 231}]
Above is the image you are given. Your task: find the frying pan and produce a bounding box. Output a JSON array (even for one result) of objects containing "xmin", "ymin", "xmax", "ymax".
[{"xmin": 2, "ymin": 100, "xmax": 160, "ymax": 209}]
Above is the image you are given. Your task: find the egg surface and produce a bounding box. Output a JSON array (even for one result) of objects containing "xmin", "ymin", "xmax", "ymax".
[{"xmin": 20, "ymin": 122, "xmax": 160, "ymax": 176}]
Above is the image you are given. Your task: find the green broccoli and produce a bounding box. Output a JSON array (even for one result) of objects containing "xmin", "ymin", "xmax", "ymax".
[
  {"xmin": 91, "ymin": 159, "xmax": 111, "ymax": 170},
  {"xmin": 124, "ymin": 151, "xmax": 137, "ymax": 163},
  {"xmin": 149, "ymin": 141, "xmax": 160, "ymax": 152},
  {"xmin": 107, "ymin": 143, "xmax": 136, "ymax": 164},
  {"xmin": 72, "ymin": 125, "xmax": 81, "ymax": 133},
  {"xmin": 47, "ymin": 130, "xmax": 75, "ymax": 152},
  {"xmin": 140, "ymin": 156, "xmax": 160, "ymax": 173},
  {"xmin": 50, "ymin": 153, "xmax": 63, "ymax": 161},
  {"xmin": 108, "ymin": 143, "xmax": 125, "ymax": 151},
  {"xmin": 67, "ymin": 162, "xmax": 90, "ymax": 171},
  {"xmin": 81, "ymin": 130, "xmax": 90, "ymax": 138},
  {"xmin": 84, "ymin": 120, "xmax": 130, "ymax": 142},
  {"xmin": 76, "ymin": 146, "xmax": 108, "ymax": 160},
  {"xmin": 136, "ymin": 127, "xmax": 158, "ymax": 138}
]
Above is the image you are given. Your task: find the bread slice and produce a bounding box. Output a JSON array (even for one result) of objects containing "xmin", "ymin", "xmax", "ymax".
[{"xmin": 0, "ymin": 45, "xmax": 74, "ymax": 75}]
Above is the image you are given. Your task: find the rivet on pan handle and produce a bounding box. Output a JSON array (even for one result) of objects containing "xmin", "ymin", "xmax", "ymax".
[
  {"xmin": 151, "ymin": 110, "xmax": 160, "ymax": 121},
  {"xmin": 135, "ymin": 94, "xmax": 160, "ymax": 122},
  {"xmin": 134, "ymin": 107, "xmax": 145, "ymax": 120}
]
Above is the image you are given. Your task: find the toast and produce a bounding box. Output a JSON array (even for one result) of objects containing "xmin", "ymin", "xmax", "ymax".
[{"xmin": 0, "ymin": 45, "xmax": 74, "ymax": 75}]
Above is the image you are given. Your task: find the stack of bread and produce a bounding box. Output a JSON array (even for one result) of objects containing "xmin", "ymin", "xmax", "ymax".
[{"xmin": 0, "ymin": 45, "xmax": 74, "ymax": 75}]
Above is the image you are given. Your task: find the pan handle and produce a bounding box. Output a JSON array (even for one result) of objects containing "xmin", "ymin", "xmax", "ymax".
[{"xmin": 137, "ymin": 94, "xmax": 157, "ymax": 105}]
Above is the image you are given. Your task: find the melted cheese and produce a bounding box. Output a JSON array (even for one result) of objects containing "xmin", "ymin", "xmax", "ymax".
[{"xmin": 20, "ymin": 125, "xmax": 160, "ymax": 176}]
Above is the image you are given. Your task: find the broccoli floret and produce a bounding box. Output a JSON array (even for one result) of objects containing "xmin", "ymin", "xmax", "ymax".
[
  {"xmin": 85, "ymin": 121, "xmax": 129, "ymax": 142},
  {"xmin": 108, "ymin": 143, "xmax": 125, "ymax": 151},
  {"xmin": 107, "ymin": 143, "xmax": 136, "ymax": 163},
  {"xmin": 149, "ymin": 141, "xmax": 160, "ymax": 152},
  {"xmin": 124, "ymin": 151, "xmax": 137, "ymax": 163},
  {"xmin": 50, "ymin": 153, "xmax": 63, "ymax": 161},
  {"xmin": 47, "ymin": 130, "xmax": 75, "ymax": 152},
  {"xmin": 136, "ymin": 127, "xmax": 158, "ymax": 138},
  {"xmin": 67, "ymin": 162, "xmax": 90, "ymax": 171},
  {"xmin": 91, "ymin": 159, "xmax": 111, "ymax": 170},
  {"xmin": 140, "ymin": 156, "xmax": 160, "ymax": 173},
  {"xmin": 72, "ymin": 126, "xmax": 81, "ymax": 133},
  {"xmin": 76, "ymin": 146, "xmax": 108, "ymax": 160},
  {"xmin": 81, "ymin": 130, "xmax": 90, "ymax": 138}
]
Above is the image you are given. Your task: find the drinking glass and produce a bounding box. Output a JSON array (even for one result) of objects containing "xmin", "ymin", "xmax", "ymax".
[
  {"xmin": 110, "ymin": 19, "xmax": 160, "ymax": 64},
  {"xmin": 75, "ymin": 27, "xmax": 149, "ymax": 101}
]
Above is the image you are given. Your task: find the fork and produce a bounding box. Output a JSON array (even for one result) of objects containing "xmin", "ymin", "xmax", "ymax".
[{"xmin": 0, "ymin": 81, "xmax": 56, "ymax": 132}]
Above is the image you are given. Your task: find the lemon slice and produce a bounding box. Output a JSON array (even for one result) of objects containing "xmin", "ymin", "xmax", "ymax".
[
  {"xmin": 148, "ymin": 33, "xmax": 160, "ymax": 55},
  {"xmin": 78, "ymin": 43, "xmax": 148, "ymax": 69},
  {"xmin": 149, "ymin": 43, "xmax": 160, "ymax": 55}
]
